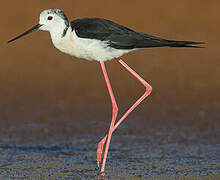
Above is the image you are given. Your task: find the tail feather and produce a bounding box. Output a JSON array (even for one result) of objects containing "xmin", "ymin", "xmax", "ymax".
[{"xmin": 167, "ymin": 40, "xmax": 205, "ymax": 48}]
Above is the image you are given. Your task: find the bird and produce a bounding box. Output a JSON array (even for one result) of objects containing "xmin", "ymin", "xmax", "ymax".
[{"xmin": 8, "ymin": 8, "xmax": 204, "ymax": 174}]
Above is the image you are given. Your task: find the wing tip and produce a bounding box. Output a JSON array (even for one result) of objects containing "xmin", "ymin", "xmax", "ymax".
[{"xmin": 169, "ymin": 41, "xmax": 206, "ymax": 48}]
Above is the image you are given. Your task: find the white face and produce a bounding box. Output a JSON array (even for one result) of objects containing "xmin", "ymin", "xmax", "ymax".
[{"xmin": 38, "ymin": 10, "xmax": 66, "ymax": 32}]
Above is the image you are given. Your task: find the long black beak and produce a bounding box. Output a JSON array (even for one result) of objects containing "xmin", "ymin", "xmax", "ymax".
[{"xmin": 8, "ymin": 24, "xmax": 42, "ymax": 43}]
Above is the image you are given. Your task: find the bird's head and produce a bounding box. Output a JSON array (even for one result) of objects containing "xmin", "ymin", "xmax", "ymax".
[
  {"xmin": 39, "ymin": 9, "xmax": 69, "ymax": 32},
  {"xmin": 8, "ymin": 8, "xmax": 70, "ymax": 43}
]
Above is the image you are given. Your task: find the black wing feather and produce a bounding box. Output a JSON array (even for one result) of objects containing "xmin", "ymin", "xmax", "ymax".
[
  {"xmin": 71, "ymin": 18, "xmax": 134, "ymax": 40},
  {"xmin": 70, "ymin": 18, "xmax": 204, "ymax": 49}
]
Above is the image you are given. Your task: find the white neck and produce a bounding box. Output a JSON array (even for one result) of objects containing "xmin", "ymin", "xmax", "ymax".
[{"xmin": 49, "ymin": 23, "xmax": 70, "ymax": 45}]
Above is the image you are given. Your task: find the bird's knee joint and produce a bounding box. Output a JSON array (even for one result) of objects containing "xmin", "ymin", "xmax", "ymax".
[
  {"xmin": 145, "ymin": 85, "xmax": 152, "ymax": 94},
  {"xmin": 113, "ymin": 106, "xmax": 118, "ymax": 113},
  {"xmin": 112, "ymin": 105, "xmax": 118, "ymax": 114}
]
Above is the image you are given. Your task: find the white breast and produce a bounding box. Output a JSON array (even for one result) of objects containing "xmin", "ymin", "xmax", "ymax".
[{"xmin": 51, "ymin": 28, "xmax": 133, "ymax": 61}]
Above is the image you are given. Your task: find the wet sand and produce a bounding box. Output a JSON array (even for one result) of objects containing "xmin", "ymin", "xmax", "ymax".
[
  {"xmin": 0, "ymin": 108, "xmax": 219, "ymax": 179},
  {"xmin": 0, "ymin": 132, "xmax": 219, "ymax": 179}
]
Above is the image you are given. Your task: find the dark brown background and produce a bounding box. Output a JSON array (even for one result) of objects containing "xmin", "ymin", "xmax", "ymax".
[{"xmin": 0, "ymin": 0, "xmax": 219, "ymax": 133}]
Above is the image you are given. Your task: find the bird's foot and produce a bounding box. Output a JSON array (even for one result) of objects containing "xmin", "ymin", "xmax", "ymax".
[
  {"xmin": 97, "ymin": 171, "xmax": 105, "ymax": 179},
  {"xmin": 96, "ymin": 135, "xmax": 107, "ymax": 168}
]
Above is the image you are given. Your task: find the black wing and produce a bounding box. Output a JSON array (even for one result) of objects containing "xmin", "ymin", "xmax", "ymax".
[{"xmin": 70, "ymin": 18, "xmax": 204, "ymax": 49}]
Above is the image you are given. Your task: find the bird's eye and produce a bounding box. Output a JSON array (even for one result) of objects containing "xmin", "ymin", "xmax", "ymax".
[{"xmin": 48, "ymin": 16, "xmax": 53, "ymax": 20}]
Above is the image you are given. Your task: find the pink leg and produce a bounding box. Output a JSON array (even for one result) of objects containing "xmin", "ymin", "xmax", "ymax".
[
  {"xmin": 97, "ymin": 58, "xmax": 152, "ymax": 172},
  {"xmin": 97, "ymin": 61, "xmax": 118, "ymax": 173},
  {"xmin": 113, "ymin": 58, "xmax": 152, "ymax": 131}
]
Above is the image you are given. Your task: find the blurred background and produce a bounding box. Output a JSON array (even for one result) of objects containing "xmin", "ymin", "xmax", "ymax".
[{"xmin": 0, "ymin": 0, "xmax": 219, "ymax": 137}]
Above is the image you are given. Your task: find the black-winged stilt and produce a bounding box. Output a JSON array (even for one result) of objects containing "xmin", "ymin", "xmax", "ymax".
[{"xmin": 8, "ymin": 8, "xmax": 204, "ymax": 173}]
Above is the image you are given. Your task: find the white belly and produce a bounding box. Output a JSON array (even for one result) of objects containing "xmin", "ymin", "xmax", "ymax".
[{"xmin": 52, "ymin": 30, "xmax": 132, "ymax": 61}]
